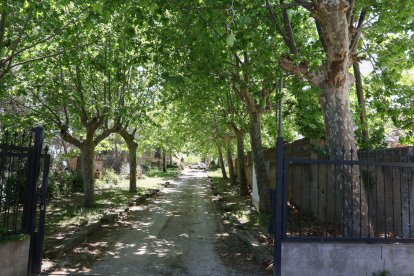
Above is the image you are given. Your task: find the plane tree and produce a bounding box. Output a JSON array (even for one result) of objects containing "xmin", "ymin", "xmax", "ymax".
[{"xmin": 9, "ymin": 3, "xmax": 157, "ymax": 207}]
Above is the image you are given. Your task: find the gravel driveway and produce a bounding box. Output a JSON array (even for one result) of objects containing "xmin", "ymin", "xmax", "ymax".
[{"xmin": 88, "ymin": 169, "xmax": 249, "ymax": 276}]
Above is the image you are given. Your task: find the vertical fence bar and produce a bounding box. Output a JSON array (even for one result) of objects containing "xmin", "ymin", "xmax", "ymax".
[
  {"xmin": 333, "ymin": 149, "xmax": 338, "ymax": 237},
  {"xmin": 391, "ymin": 151, "xmax": 395, "ymax": 236},
  {"xmin": 399, "ymin": 150, "xmax": 403, "ymax": 237},
  {"xmin": 375, "ymin": 150, "xmax": 379, "ymax": 237},
  {"xmin": 366, "ymin": 150, "xmax": 371, "ymax": 238},
  {"xmin": 274, "ymin": 136, "xmax": 284, "ymax": 276},
  {"xmin": 383, "ymin": 150, "xmax": 387, "ymax": 236},
  {"xmin": 317, "ymin": 146, "xmax": 320, "ymax": 229},
  {"xmin": 324, "ymin": 147, "xmax": 329, "ymax": 237},
  {"xmin": 350, "ymin": 148, "xmax": 354, "ymax": 237},
  {"xmin": 300, "ymin": 155, "xmax": 304, "ymax": 236},
  {"xmin": 408, "ymin": 165, "xmax": 412, "ymax": 238},
  {"xmin": 341, "ymin": 148, "xmax": 345, "ymax": 237}
]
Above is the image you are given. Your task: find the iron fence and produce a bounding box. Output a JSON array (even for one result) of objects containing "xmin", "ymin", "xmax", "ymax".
[
  {"xmin": 270, "ymin": 138, "xmax": 414, "ymax": 275},
  {"xmin": 0, "ymin": 127, "xmax": 50, "ymax": 274}
]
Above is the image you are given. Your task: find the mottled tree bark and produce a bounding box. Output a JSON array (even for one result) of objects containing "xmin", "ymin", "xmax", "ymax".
[
  {"xmin": 353, "ymin": 61, "xmax": 369, "ymax": 146},
  {"xmin": 226, "ymin": 139, "xmax": 236, "ymax": 186},
  {"xmin": 249, "ymin": 112, "xmax": 271, "ymax": 212},
  {"xmin": 162, "ymin": 148, "xmax": 167, "ymax": 173},
  {"xmin": 320, "ymin": 86, "xmax": 371, "ymax": 236},
  {"xmin": 217, "ymin": 144, "xmax": 228, "ymax": 179},
  {"xmin": 235, "ymin": 131, "xmax": 248, "ymax": 196},
  {"xmin": 79, "ymin": 142, "xmax": 95, "ymax": 208},
  {"xmin": 118, "ymin": 128, "xmax": 138, "ymax": 193}
]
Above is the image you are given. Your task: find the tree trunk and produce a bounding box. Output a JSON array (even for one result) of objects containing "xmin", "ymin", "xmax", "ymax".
[
  {"xmin": 118, "ymin": 129, "xmax": 138, "ymax": 193},
  {"xmin": 236, "ymin": 132, "xmax": 248, "ymax": 196},
  {"xmin": 320, "ymin": 86, "xmax": 371, "ymax": 237},
  {"xmin": 162, "ymin": 147, "xmax": 167, "ymax": 173},
  {"xmin": 353, "ymin": 61, "xmax": 369, "ymax": 147},
  {"xmin": 127, "ymin": 141, "xmax": 138, "ymax": 193},
  {"xmin": 226, "ymin": 139, "xmax": 236, "ymax": 186},
  {"xmin": 80, "ymin": 143, "xmax": 95, "ymax": 208},
  {"xmin": 249, "ymin": 112, "xmax": 270, "ymax": 212},
  {"xmin": 217, "ymin": 144, "xmax": 228, "ymax": 179}
]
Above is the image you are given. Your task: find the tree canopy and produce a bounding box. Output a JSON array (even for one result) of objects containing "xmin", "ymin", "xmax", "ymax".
[{"xmin": 0, "ymin": 0, "xmax": 413, "ymax": 207}]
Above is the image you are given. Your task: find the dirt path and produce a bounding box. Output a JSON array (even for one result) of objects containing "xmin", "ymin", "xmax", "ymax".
[{"xmin": 46, "ymin": 169, "xmax": 262, "ymax": 276}]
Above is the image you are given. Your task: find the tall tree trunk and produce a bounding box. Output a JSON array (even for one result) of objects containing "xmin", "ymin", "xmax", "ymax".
[
  {"xmin": 353, "ymin": 61, "xmax": 369, "ymax": 147},
  {"xmin": 126, "ymin": 141, "xmax": 138, "ymax": 193},
  {"xmin": 217, "ymin": 144, "xmax": 228, "ymax": 179},
  {"xmin": 169, "ymin": 151, "xmax": 173, "ymax": 165},
  {"xmin": 226, "ymin": 139, "xmax": 236, "ymax": 186},
  {"xmin": 320, "ymin": 86, "xmax": 371, "ymax": 237},
  {"xmin": 249, "ymin": 112, "xmax": 270, "ymax": 212},
  {"xmin": 80, "ymin": 142, "xmax": 95, "ymax": 208},
  {"xmin": 162, "ymin": 147, "xmax": 167, "ymax": 173},
  {"xmin": 118, "ymin": 129, "xmax": 138, "ymax": 193},
  {"xmin": 235, "ymin": 131, "xmax": 248, "ymax": 196}
]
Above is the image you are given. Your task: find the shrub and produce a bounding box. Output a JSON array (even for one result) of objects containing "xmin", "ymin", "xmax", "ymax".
[
  {"xmin": 166, "ymin": 163, "xmax": 178, "ymax": 169},
  {"xmin": 71, "ymin": 172, "xmax": 84, "ymax": 192},
  {"xmin": 141, "ymin": 164, "xmax": 151, "ymax": 174},
  {"xmin": 102, "ymin": 169, "xmax": 119, "ymax": 185}
]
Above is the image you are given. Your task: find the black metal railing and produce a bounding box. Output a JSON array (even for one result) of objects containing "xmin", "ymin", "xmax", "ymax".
[
  {"xmin": 270, "ymin": 140, "xmax": 414, "ymax": 276},
  {"xmin": 0, "ymin": 127, "xmax": 50, "ymax": 274},
  {"xmin": 279, "ymin": 145, "xmax": 414, "ymax": 242}
]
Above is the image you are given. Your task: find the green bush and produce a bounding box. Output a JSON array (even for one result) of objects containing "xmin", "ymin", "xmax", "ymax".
[
  {"xmin": 141, "ymin": 164, "xmax": 151, "ymax": 173},
  {"xmin": 166, "ymin": 163, "xmax": 178, "ymax": 169},
  {"xmin": 0, "ymin": 227, "xmax": 26, "ymax": 242},
  {"xmin": 48, "ymin": 169, "xmax": 73, "ymax": 198},
  {"xmin": 102, "ymin": 169, "xmax": 119, "ymax": 185},
  {"xmin": 71, "ymin": 171, "xmax": 84, "ymax": 192}
]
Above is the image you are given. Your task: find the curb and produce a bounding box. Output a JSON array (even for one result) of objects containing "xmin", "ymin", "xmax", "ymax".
[{"xmin": 208, "ymin": 179, "xmax": 272, "ymax": 267}]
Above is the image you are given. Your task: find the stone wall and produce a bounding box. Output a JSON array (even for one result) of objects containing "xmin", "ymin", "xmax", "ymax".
[
  {"xmin": 282, "ymin": 242, "xmax": 414, "ymax": 275},
  {"xmin": 0, "ymin": 235, "xmax": 30, "ymax": 276}
]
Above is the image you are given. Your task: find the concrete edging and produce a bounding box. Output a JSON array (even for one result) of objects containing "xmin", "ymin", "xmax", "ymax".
[{"xmin": 208, "ymin": 179, "xmax": 272, "ymax": 267}]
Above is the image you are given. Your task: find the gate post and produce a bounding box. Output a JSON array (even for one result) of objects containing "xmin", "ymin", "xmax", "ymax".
[
  {"xmin": 274, "ymin": 136, "xmax": 284, "ymax": 276},
  {"xmin": 274, "ymin": 77, "xmax": 284, "ymax": 276},
  {"xmin": 26, "ymin": 127, "xmax": 44, "ymax": 274}
]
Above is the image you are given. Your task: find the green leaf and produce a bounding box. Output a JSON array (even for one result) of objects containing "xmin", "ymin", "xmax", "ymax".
[
  {"xmin": 226, "ymin": 33, "xmax": 236, "ymax": 47},
  {"xmin": 91, "ymin": 3, "xmax": 103, "ymax": 14},
  {"xmin": 239, "ymin": 16, "xmax": 250, "ymax": 26},
  {"xmin": 149, "ymin": 3, "xmax": 157, "ymax": 13}
]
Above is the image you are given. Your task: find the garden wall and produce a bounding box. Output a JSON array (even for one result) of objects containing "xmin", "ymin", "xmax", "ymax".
[
  {"xmin": 282, "ymin": 242, "xmax": 414, "ymax": 275},
  {"xmin": 0, "ymin": 235, "xmax": 30, "ymax": 276}
]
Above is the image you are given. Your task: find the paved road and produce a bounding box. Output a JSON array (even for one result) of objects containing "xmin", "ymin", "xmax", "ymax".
[{"xmin": 89, "ymin": 169, "xmax": 242, "ymax": 276}]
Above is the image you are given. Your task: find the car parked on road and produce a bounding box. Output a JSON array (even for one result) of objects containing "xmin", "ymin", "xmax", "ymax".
[{"xmin": 189, "ymin": 162, "xmax": 208, "ymax": 170}]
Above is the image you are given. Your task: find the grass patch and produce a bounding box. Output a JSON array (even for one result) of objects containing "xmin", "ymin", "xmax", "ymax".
[
  {"xmin": 145, "ymin": 168, "xmax": 179, "ymax": 179},
  {"xmin": 44, "ymin": 169, "xmax": 179, "ymax": 252}
]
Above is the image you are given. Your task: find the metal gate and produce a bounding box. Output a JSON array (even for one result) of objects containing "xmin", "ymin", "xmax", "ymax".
[{"xmin": 0, "ymin": 127, "xmax": 50, "ymax": 274}]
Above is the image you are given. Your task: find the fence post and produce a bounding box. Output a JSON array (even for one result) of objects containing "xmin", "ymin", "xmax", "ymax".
[
  {"xmin": 274, "ymin": 136, "xmax": 284, "ymax": 276},
  {"xmin": 26, "ymin": 127, "xmax": 44, "ymax": 274},
  {"xmin": 274, "ymin": 77, "xmax": 284, "ymax": 276}
]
